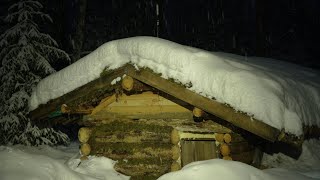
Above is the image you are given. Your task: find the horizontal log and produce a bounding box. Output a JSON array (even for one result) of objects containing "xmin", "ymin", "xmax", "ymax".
[
  {"xmin": 93, "ymin": 131, "xmax": 171, "ymax": 143},
  {"xmin": 90, "ymin": 119, "xmax": 174, "ymax": 135},
  {"xmin": 61, "ymin": 104, "xmax": 93, "ymax": 114},
  {"xmin": 89, "ymin": 141, "xmax": 173, "ymax": 157},
  {"xmin": 96, "ymin": 151, "xmax": 173, "ymax": 164},
  {"xmin": 114, "ymin": 163, "xmax": 170, "ymax": 178},
  {"xmin": 112, "ymin": 156, "xmax": 172, "ymax": 166}
]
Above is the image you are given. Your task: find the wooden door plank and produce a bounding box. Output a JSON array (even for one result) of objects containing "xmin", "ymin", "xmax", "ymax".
[
  {"xmin": 194, "ymin": 141, "xmax": 217, "ymax": 161},
  {"xmin": 181, "ymin": 140, "xmax": 195, "ymax": 166}
]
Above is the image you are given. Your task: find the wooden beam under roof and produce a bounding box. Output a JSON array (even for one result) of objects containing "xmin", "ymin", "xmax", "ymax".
[
  {"xmin": 29, "ymin": 66, "xmax": 127, "ymax": 122},
  {"xmin": 125, "ymin": 65, "xmax": 282, "ymax": 142}
]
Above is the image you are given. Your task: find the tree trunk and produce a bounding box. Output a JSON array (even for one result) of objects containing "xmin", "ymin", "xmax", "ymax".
[{"xmin": 72, "ymin": 0, "xmax": 87, "ymax": 62}]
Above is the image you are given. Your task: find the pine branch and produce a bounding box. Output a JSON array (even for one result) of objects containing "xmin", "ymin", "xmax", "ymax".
[{"xmin": 33, "ymin": 41, "xmax": 71, "ymax": 62}]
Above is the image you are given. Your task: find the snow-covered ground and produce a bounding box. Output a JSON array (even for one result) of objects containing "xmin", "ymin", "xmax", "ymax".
[
  {"xmin": 0, "ymin": 142, "xmax": 129, "ymax": 180},
  {"xmin": 29, "ymin": 36, "xmax": 320, "ymax": 136},
  {"xmin": 1, "ymin": 139, "xmax": 320, "ymax": 180}
]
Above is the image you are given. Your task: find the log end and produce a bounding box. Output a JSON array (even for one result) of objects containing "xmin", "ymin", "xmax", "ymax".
[
  {"xmin": 172, "ymin": 145, "xmax": 181, "ymax": 160},
  {"xmin": 223, "ymin": 156, "xmax": 233, "ymax": 161},
  {"xmin": 171, "ymin": 129, "xmax": 180, "ymax": 145},
  {"xmin": 215, "ymin": 133, "xmax": 224, "ymax": 143},
  {"xmin": 223, "ymin": 133, "xmax": 232, "ymax": 144},
  {"xmin": 220, "ymin": 143, "xmax": 231, "ymax": 156},
  {"xmin": 122, "ymin": 76, "xmax": 134, "ymax": 91},
  {"xmin": 80, "ymin": 143, "xmax": 91, "ymax": 156},
  {"xmin": 78, "ymin": 127, "xmax": 92, "ymax": 143},
  {"xmin": 171, "ymin": 162, "xmax": 181, "ymax": 172},
  {"xmin": 192, "ymin": 107, "xmax": 204, "ymax": 118}
]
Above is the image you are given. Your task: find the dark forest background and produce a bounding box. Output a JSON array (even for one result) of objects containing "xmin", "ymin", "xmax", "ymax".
[{"xmin": 1, "ymin": 0, "xmax": 320, "ymax": 70}]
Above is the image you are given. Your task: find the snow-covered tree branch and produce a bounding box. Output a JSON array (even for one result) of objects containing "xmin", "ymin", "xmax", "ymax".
[{"xmin": 0, "ymin": 0, "xmax": 70, "ymax": 146}]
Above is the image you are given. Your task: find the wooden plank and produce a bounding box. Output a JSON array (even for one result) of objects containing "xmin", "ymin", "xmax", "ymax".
[
  {"xmin": 126, "ymin": 65, "xmax": 281, "ymax": 142},
  {"xmin": 194, "ymin": 141, "xmax": 217, "ymax": 161},
  {"xmin": 88, "ymin": 92, "xmax": 193, "ymax": 120},
  {"xmin": 181, "ymin": 140, "xmax": 195, "ymax": 166}
]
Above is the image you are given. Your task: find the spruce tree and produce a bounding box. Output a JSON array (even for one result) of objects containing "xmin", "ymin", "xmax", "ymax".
[{"xmin": 0, "ymin": 0, "xmax": 70, "ymax": 145}]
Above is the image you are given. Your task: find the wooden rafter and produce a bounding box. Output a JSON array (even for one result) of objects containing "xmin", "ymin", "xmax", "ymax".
[
  {"xmin": 125, "ymin": 65, "xmax": 281, "ymax": 142},
  {"xmin": 29, "ymin": 66, "xmax": 127, "ymax": 122}
]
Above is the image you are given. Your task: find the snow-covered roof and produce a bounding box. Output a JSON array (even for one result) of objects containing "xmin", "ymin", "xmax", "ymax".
[{"xmin": 29, "ymin": 36, "xmax": 320, "ymax": 136}]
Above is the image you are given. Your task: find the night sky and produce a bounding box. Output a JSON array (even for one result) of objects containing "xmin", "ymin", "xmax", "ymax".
[{"xmin": 1, "ymin": 0, "xmax": 320, "ymax": 70}]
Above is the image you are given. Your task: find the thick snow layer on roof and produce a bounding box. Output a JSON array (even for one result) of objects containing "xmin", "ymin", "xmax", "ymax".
[{"xmin": 29, "ymin": 36, "xmax": 320, "ymax": 135}]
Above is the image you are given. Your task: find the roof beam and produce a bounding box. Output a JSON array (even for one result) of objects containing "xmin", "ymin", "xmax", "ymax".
[{"xmin": 126, "ymin": 65, "xmax": 281, "ymax": 142}]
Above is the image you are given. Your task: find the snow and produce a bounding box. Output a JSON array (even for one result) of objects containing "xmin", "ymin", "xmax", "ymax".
[
  {"xmin": 29, "ymin": 36, "xmax": 320, "ymax": 135},
  {"xmin": 159, "ymin": 139, "xmax": 320, "ymax": 180},
  {"xmin": 111, "ymin": 77, "xmax": 122, "ymax": 85},
  {"xmin": 1, "ymin": 140, "xmax": 320, "ymax": 180},
  {"xmin": 0, "ymin": 143, "xmax": 129, "ymax": 180},
  {"xmin": 158, "ymin": 159, "xmax": 318, "ymax": 180},
  {"xmin": 262, "ymin": 139, "xmax": 320, "ymax": 172}
]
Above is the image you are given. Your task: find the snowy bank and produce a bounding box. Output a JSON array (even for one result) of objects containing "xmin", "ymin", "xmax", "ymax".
[
  {"xmin": 1, "ymin": 140, "xmax": 320, "ymax": 180},
  {"xmin": 29, "ymin": 36, "xmax": 320, "ymax": 135},
  {"xmin": 262, "ymin": 139, "xmax": 320, "ymax": 172},
  {"xmin": 0, "ymin": 143, "xmax": 129, "ymax": 180},
  {"xmin": 160, "ymin": 139, "xmax": 320, "ymax": 180},
  {"xmin": 158, "ymin": 159, "xmax": 319, "ymax": 180}
]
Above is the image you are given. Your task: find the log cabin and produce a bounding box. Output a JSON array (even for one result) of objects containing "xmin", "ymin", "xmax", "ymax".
[
  {"xmin": 29, "ymin": 62, "xmax": 320, "ymax": 179},
  {"xmin": 28, "ymin": 36, "xmax": 320, "ymax": 180}
]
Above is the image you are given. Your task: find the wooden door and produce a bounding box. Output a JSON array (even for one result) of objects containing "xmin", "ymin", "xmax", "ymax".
[{"xmin": 181, "ymin": 140, "xmax": 217, "ymax": 166}]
